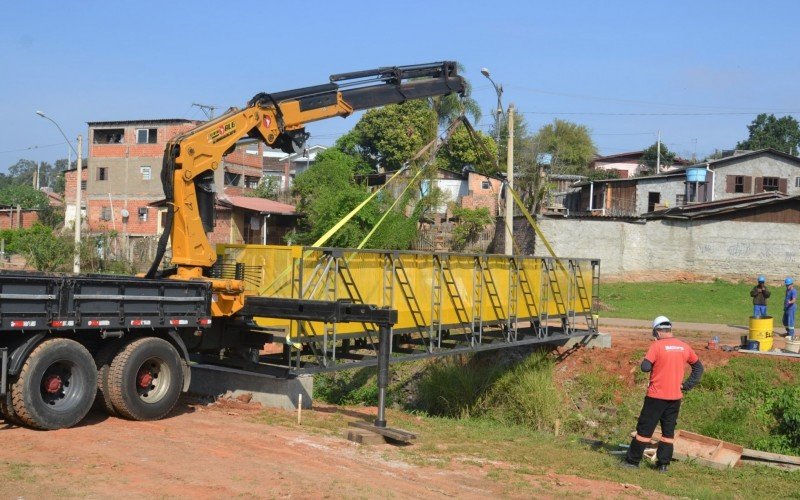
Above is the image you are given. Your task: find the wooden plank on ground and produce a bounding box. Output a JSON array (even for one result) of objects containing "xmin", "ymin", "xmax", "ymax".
[
  {"xmin": 652, "ymin": 430, "xmax": 742, "ymax": 469},
  {"xmin": 348, "ymin": 420, "xmax": 417, "ymax": 442},
  {"xmin": 739, "ymin": 349, "xmax": 800, "ymax": 358},
  {"xmin": 343, "ymin": 428, "xmax": 386, "ymax": 445},
  {"xmin": 742, "ymin": 448, "xmax": 800, "ymax": 465}
]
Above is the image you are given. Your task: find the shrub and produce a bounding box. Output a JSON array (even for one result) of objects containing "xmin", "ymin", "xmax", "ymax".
[{"xmin": 476, "ymin": 352, "xmax": 564, "ymax": 432}]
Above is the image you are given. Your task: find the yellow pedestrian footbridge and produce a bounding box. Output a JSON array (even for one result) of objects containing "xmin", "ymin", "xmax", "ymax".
[{"xmin": 214, "ymin": 244, "xmax": 600, "ymax": 373}]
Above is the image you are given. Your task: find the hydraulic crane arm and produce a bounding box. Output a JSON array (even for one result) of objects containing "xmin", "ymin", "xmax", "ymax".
[{"xmin": 146, "ymin": 61, "xmax": 464, "ymax": 316}]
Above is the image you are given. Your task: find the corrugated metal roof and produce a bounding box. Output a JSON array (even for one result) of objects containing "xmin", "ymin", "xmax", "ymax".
[
  {"xmin": 87, "ymin": 119, "xmax": 200, "ymax": 126},
  {"xmin": 643, "ymin": 192, "xmax": 796, "ymax": 220},
  {"xmin": 224, "ymin": 195, "xmax": 296, "ymax": 215}
]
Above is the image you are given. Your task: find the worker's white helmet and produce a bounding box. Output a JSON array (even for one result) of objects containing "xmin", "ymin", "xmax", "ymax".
[{"xmin": 652, "ymin": 316, "xmax": 672, "ymax": 331}]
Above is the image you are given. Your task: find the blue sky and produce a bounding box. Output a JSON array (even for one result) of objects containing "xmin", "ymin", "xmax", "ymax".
[{"xmin": 2, "ymin": 0, "xmax": 799, "ymax": 168}]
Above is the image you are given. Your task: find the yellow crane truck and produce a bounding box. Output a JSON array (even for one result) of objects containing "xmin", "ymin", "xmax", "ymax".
[{"xmin": 0, "ymin": 62, "xmax": 464, "ymax": 429}]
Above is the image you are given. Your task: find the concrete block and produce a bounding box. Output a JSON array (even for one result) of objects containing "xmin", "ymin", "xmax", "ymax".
[
  {"xmin": 188, "ymin": 364, "xmax": 312, "ymax": 410},
  {"xmin": 559, "ymin": 332, "xmax": 612, "ymax": 349}
]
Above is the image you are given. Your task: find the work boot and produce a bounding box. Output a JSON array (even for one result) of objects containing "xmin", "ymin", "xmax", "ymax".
[
  {"xmin": 657, "ymin": 464, "xmax": 668, "ymax": 473},
  {"xmin": 619, "ymin": 460, "xmax": 639, "ymax": 469}
]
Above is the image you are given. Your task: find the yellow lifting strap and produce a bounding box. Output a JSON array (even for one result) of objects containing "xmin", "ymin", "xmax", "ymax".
[
  {"xmin": 356, "ymin": 116, "xmax": 465, "ymax": 250},
  {"xmin": 259, "ymin": 118, "xmax": 465, "ymax": 296},
  {"xmin": 357, "ymin": 167, "xmax": 424, "ymax": 249},
  {"xmin": 310, "ymin": 166, "xmax": 408, "ymax": 248},
  {"xmin": 506, "ymin": 181, "xmax": 567, "ymax": 274}
]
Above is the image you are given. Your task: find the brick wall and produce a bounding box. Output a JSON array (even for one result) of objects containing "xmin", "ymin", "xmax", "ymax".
[
  {"xmin": 89, "ymin": 123, "xmax": 198, "ymax": 158},
  {"xmin": 208, "ymin": 208, "xmax": 232, "ymax": 245},
  {"xmin": 0, "ymin": 209, "xmax": 40, "ymax": 229},
  {"xmin": 86, "ymin": 198, "xmax": 160, "ymax": 235},
  {"xmin": 225, "ymin": 142, "xmax": 263, "ymax": 168},
  {"xmin": 64, "ymin": 168, "xmax": 88, "ymax": 207},
  {"xmin": 461, "ymin": 173, "xmax": 501, "ymax": 215}
]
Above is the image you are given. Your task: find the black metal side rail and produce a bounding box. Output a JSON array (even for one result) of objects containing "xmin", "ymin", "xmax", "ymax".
[{"xmin": 0, "ymin": 272, "xmax": 212, "ymax": 332}]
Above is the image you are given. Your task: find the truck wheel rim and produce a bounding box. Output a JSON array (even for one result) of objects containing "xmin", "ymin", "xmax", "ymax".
[
  {"xmin": 39, "ymin": 360, "xmax": 85, "ymax": 411},
  {"xmin": 135, "ymin": 357, "xmax": 171, "ymax": 403}
]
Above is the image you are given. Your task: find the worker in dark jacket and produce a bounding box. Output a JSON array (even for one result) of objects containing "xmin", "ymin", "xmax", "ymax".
[
  {"xmin": 622, "ymin": 316, "xmax": 704, "ymax": 473},
  {"xmin": 750, "ymin": 275, "xmax": 770, "ymax": 318}
]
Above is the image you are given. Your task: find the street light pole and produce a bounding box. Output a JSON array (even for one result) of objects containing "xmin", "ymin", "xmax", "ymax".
[
  {"xmin": 36, "ymin": 111, "xmax": 81, "ymax": 273},
  {"xmin": 480, "ymin": 68, "xmax": 504, "ymax": 169}
]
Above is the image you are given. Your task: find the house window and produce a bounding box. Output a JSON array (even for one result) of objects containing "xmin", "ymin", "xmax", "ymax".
[
  {"xmin": 93, "ymin": 128, "xmax": 124, "ymax": 144},
  {"xmin": 136, "ymin": 128, "xmax": 157, "ymax": 144},
  {"xmin": 224, "ymin": 172, "xmax": 241, "ymax": 186},
  {"xmin": 97, "ymin": 167, "xmax": 108, "ymax": 181},
  {"xmin": 80, "ymin": 180, "xmax": 87, "ymax": 190},
  {"xmin": 138, "ymin": 207, "xmax": 148, "ymax": 222},
  {"xmin": 140, "ymin": 166, "xmax": 152, "ymax": 180},
  {"xmin": 734, "ymin": 176, "xmax": 745, "ymax": 193},
  {"xmin": 100, "ymin": 207, "xmax": 112, "ymax": 221},
  {"xmin": 647, "ymin": 192, "xmax": 661, "ymax": 212},
  {"xmin": 676, "ymin": 194, "xmax": 685, "ymax": 205},
  {"xmin": 481, "ymin": 180, "xmax": 491, "ymax": 190},
  {"xmin": 763, "ymin": 177, "xmax": 780, "ymax": 192},
  {"xmin": 796, "ymin": 177, "xmax": 800, "ymax": 188},
  {"xmin": 245, "ymin": 176, "xmax": 259, "ymax": 189}
]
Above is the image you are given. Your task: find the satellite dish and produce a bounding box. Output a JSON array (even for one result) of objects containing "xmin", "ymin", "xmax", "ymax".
[{"xmin": 120, "ymin": 209, "xmax": 130, "ymax": 218}]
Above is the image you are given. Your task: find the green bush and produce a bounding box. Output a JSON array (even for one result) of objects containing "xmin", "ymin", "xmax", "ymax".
[
  {"xmin": 6, "ymin": 224, "xmax": 73, "ymax": 272},
  {"xmin": 415, "ymin": 357, "xmax": 500, "ymax": 418},
  {"xmin": 476, "ymin": 352, "xmax": 564, "ymax": 432}
]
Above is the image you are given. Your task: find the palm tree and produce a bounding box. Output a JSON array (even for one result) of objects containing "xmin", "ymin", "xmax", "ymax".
[{"xmin": 429, "ymin": 63, "xmax": 481, "ymax": 128}]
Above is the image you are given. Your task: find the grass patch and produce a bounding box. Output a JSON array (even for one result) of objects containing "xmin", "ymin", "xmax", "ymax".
[
  {"xmin": 599, "ymin": 279, "xmax": 782, "ymax": 324},
  {"xmin": 476, "ymin": 352, "xmax": 564, "ymax": 432},
  {"xmin": 0, "ymin": 461, "xmax": 36, "ymax": 483}
]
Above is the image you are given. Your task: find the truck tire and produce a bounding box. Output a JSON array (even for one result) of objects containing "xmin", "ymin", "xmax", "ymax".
[
  {"xmin": 108, "ymin": 337, "xmax": 183, "ymax": 421},
  {"xmin": 94, "ymin": 340, "xmax": 124, "ymax": 416},
  {"xmin": 1, "ymin": 397, "xmax": 21, "ymax": 425},
  {"xmin": 10, "ymin": 338, "xmax": 97, "ymax": 430}
]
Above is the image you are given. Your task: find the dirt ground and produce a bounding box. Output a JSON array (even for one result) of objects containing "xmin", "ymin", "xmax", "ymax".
[{"xmin": 0, "ymin": 323, "xmax": 793, "ymax": 498}]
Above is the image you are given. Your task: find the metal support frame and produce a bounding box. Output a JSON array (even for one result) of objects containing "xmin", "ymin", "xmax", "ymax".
[
  {"xmin": 238, "ymin": 248, "xmax": 599, "ymax": 375},
  {"xmin": 1, "ymin": 347, "xmax": 7, "ymax": 397}
]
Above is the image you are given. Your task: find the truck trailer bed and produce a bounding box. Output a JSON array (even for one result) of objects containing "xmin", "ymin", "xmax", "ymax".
[{"xmin": 0, "ymin": 271, "xmax": 211, "ymax": 332}]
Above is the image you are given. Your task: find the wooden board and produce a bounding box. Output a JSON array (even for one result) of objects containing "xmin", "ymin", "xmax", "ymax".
[
  {"xmin": 742, "ymin": 448, "xmax": 800, "ymax": 466},
  {"xmin": 343, "ymin": 428, "xmax": 386, "ymax": 445},
  {"xmin": 348, "ymin": 421, "xmax": 417, "ymax": 442},
  {"xmin": 653, "ymin": 430, "xmax": 742, "ymax": 469},
  {"xmin": 739, "ymin": 349, "xmax": 800, "ymax": 358}
]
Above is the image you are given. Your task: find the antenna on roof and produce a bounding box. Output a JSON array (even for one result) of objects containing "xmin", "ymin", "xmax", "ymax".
[{"xmin": 192, "ymin": 102, "xmax": 218, "ymax": 120}]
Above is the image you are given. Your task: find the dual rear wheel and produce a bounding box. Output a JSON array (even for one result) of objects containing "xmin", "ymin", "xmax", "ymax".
[{"xmin": 5, "ymin": 336, "xmax": 183, "ymax": 430}]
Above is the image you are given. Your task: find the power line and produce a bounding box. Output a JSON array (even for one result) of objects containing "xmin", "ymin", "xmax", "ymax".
[
  {"xmin": 507, "ymin": 85, "xmax": 793, "ymax": 112},
  {"xmin": 519, "ymin": 110, "xmax": 799, "ymax": 116},
  {"xmin": 0, "ymin": 141, "xmax": 69, "ymax": 155}
]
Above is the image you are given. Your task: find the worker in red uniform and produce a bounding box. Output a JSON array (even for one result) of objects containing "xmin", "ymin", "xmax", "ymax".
[{"xmin": 622, "ymin": 316, "xmax": 704, "ymax": 473}]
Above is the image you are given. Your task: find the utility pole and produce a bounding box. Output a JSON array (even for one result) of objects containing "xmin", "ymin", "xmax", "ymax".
[
  {"xmin": 504, "ymin": 104, "xmax": 515, "ymax": 256},
  {"xmin": 656, "ymin": 130, "xmax": 661, "ymax": 174},
  {"xmin": 35, "ymin": 161, "xmax": 40, "ymax": 190},
  {"xmin": 74, "ymin": 135, "xmax": 82, "ymax": 274}
]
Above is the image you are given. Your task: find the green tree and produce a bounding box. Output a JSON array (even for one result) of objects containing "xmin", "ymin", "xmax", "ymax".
[
  {"xmin": 435, "ymin": 126, "xmax": 498, "ymax": 175},
  {"xmin": 736, "ymin": 113, "xmax": 800, "ymax": 153},
  {"xmin": 7, "ymin": 224, "xmax": 73, "ymax": 272},
  {"xmin": 640, "ymin": 142, "xmax": 677, "ymax": 175},
  {"xmin": 336, "ymin": 100, "xmax": 438, "ymax": 172},
  {"xmin": 246, "ymin": 176, "xmax": 280, "ymax": 200},
  {"xmin": 451, "ymin": 207, "xmax": 492, "ymax": 251},
  {"xmin": 430, "ymin": 63, "xmax": 481, "ymax": 128},
  {"xmin": 0, "ymin": 184, "xmax": 49, "ymax": 209},
  {"xmin": 292, "ymin": 149, "xmax": 378, "ymax": 247},
  {"xmin": 530, "ymin": 119, "xmax": 597, "ymax": 174}
]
